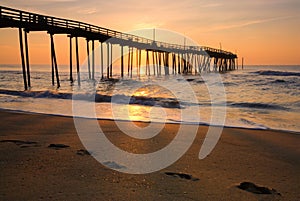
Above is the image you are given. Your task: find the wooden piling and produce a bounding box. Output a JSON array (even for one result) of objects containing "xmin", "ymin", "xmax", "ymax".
[
  {"xmin": 18, "ymin": 28, "xmax": 28, "ymax": 90},
  {"xmin": 158, "ymin": 52, "xmax": 162, "ymax": 76},
  {"xmin": 200, "ymin": 55, "xmax": 203, "ymax": 73},
  {"xmin": 183, "ymin": 53, "xmax": 187, "ymax": 73},
  {"xmin": 164, "ymin": 52, "xmax": 169, "ymax": 75},
  {"xmin": 100, "ymin": 42, "xmax": 104, "ymax": 79},
  {"xmin": 110, "ymin": 43, "xmax": 113, "ymax": 78},
  {"xmin": 86, "ymin": 39, "xmax": 91, "ymax": 79},
  {"xmin": 130, "ymin": 47, "xmax": 133, "ymax": 78},
  {"xmin": 138, "ymin": 49, "xmax": 141, "ymax": 77},
  {"xmin": 120, "ymin": 45, "xmax": 124, "ymax": 78},
  {"xmin": 75, "ymin": 37, "xmax": 80, "ymax": 86},
  {"xmin": 127, "ymin": 47, "xmax": 131, "ymax": 77},
  {"xmin": 50, "ymin": 34, "xmax": 60, "ymax": 88},
  {"xmin": 136, "ymin": 49, "xmax": 142, "ymax": 77},
  {"xmin": 177, "ymin": 54, "xmax": 181, "ymax": 74},
  {"xmin": 193, "ymin": 54, "xmax": 197, "ymax": 74},
  {"xmin": 107, "ymin": 42, "xmax": 110, "ymax": 78},
  {"xmin": 92, "ymin": 40, "xmax": 95, "ymax": 80},
  {"xmin": 50, "ymin": 34, "xmax": 55, "ymax": 86},
  {"xmin": 156, "ymin": 52, "xmax": 159, "ymax": 75},
  {"xmin": 216, "ymin": 58, "xmax": 218, "ymax": 72},
  {"xmin": 242, "ymin": 57, "xmax": 244, "ymax": 69},
  {"xmin": 135, "ymin": 49, "xmax": 138, "ymax": 76},
  {"xmin": 24, "ymin": 30, "xmax": 31, "ymax": 88},
  {"xmin": 172, "ymin": 53, "xmax": 175, "ymax": 74},
  {"xmin": 146, "ymin": 50, "xmax": 150, "ymax": 76},
  {"xmin": 152, "ymin": 51, "xmax": 156, "ymax": 76},
  {"xmin": 197, "ymin": 55, "xmax": 201, "ymax": 74},
  {"xmin": 69, "ymin": 36, "xmax": 73, "ymax": 83}
]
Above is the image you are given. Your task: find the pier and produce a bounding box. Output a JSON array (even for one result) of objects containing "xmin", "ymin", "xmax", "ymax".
[{"xmin": 0, "ymin": 6, "xmax": 238, "ymax": 90}]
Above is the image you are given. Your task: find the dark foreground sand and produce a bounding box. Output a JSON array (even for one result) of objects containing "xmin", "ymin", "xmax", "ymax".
[{"xmin": 0, "ymin": 110, "xmax": 299, "ymax": 201}]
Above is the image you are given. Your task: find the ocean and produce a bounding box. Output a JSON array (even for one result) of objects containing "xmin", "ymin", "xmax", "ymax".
[{"xmin": 0, "ymin": 64, "xmax": 299, "ymax": 133}]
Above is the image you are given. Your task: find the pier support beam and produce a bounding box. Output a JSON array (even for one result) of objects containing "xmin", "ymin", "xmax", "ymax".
[
  {"xmin": 75, "ymin": 37, "xmax": 80, "ymax": 86},
  {"xmin": 158, "ymin": 52, "xmax": 162, "ymax": 76},
  {"xmin": 146, "ymin": 50, "xmax": 150, "ymax": 76},
  {"xmin": 152, "ymin": 51, "xmax": 156, "ymax": 76},
  {"xmin": 127, "ymin": 47, "xmax": 131, "ymax": 77},
  {"xmin": 177, "ymin": 54, "xmax": 181, "ymax": 74},
  {"xmin": 50, "ymin": 34, "xmax": 60, "ymax": 88},
  {"xmin": 18, "ymin": 28, "xmax": 28, "ymax": 90},
  {"xmin": 110, "ymin": 43, "xmax": 113, "ymax": 78},
  {"xmin": 69, "ymin": 36, "xmax": 73, "ymax": 83},
  {"xmin": 242, "ymin": 57, "xmax": 244, "ymax": 69},
  {"xmin": 157, "ymin": 52, "xmax": 160, "ymax": 75},
  {"xmin": 92, "ymin": 40, "xmax": 95, "ymax": 80},
  {"xmin": 130, "ymin": 47, "xmax": 133, "ymax": 78},
  {"xmin": 120, "ymin": 45, "xmax": 124, "ymax": 78},
  {"xmin": 172, "ymin": 53, "xmax": 176, "ymax": 74},
  {"xmin": 100, "ymin": 42, "xmax": 104, "ymax": 79},
  {"xmin": 138, "ymin": 49, "xmax": 141, "ymax": 77},
  {"xmin": 24, "ymin": 30, "xmax": 31, "ymax": 88},
  {"xmin": 86, "ymin": 39, "xmax": 91, "ymax": 79},
  {"xmin": 213, "ymin": 58, "xmax": 218, "ymax": 72},
  {"xmin": 106, "ymin": 42, "xmax": 110, "ymax": 78}
]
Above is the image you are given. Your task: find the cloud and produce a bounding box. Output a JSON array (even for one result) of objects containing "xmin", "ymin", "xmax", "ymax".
[
  {"xmin": 77, "ymin": 8, "xmax": 97, "ymax": 15},
  {"xmin": 205, "ymin": 15, "xmax": 293, "ymax": 32},
  {"xmin": 200, "ymin": 3, "xmax": 222, "ymax": 8},
  {"xmin": 39, "ymin": 0, "xmax": 77, "ymax": 2}
]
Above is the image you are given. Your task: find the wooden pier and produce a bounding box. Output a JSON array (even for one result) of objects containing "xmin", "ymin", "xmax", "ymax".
[{"xmin": 0, "ymin": 6, "xmax": 238, "ymax": 90}]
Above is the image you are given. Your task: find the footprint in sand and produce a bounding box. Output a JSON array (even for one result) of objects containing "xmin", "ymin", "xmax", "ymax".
[
  {"xmin": 237, "ymin": 182, "xmax": 281, "ymax": 195},
  {"xmin": 48, "ymin": 144, "xmax": 70, "ymax": 149},
  {"xmin": 165, "ymin": 172, "xmax": 199, "ymax": 181},
  {"xmin": 0, "ymin": 140, "xmax": 38, "ymax": 148},
  {"xmin": 76, "ymin": 149, "xmax": 91, "ymax": 156}
]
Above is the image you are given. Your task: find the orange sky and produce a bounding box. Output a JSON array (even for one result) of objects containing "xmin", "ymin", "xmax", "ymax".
[{"xmin": 0, "ymin": 0, "xmax": 300, "ymax": 65}]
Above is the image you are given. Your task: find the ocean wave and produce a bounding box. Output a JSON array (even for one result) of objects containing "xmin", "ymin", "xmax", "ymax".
[
  {"xmin": 252, "ymin": 70, "xmax": 300, "ymax": 77},
  {"xmin": 272, "ymin": 79, "xmax": 286, "ymax": 83},
  {"xmin": 0, "ymin": 89, "xmax": 73, "ymax": 99},
  {"xmin": 0, "ymin": 89, "xmax": 181, "ymax": 109},
  {"xmin": 221, "ymin": 82, "xmax": 238, "ymax": 87},
  {"xmin": 230, "ymin": 102, "xmax": 288, "ymax": 111},
  {"xmin": 239, "ymin": 118, "xmax": 269, "ymax": 129}
]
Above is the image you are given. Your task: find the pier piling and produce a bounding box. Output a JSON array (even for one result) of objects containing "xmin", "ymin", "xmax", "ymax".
[
  {"xmin": 92, "ymin": 40, "xmax": 95, "ymax": 80},
  {"xmin": 86, "ymin": 39, "xmax": 91, "ymax": 79},
  {"xmin": 121, "ymin": 45, "xmax": 124, "ymax": 78},
  {"xmin": 100, "ymin": 42, "xmax": 104, "ymax": 79},
  {"xmin": 69, "ymin": 36, "xmax": 73, "ymax": 83},
  {"xmin": 75, "ymin": 37, "xmax": 80, "ymax": 86},
  {"xmin": 24, "ymin": 30, "xmax": 31, "ymax": 88},
  {"xmin": 18, "ymin": 28, "xmax": 28, "ymax": 90},
  {"xmin": 106, "ymin": 42, "xmax": 110, "ymax": 78},
  {"xmin": 50, "ymin": 34, "xmax": 60, "ymax": 88}
]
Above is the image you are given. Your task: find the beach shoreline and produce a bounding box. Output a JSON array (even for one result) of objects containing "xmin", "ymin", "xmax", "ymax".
[
  {"xmin": 0, "ymin": 110, "xmax": 299, "ymax": 200},
  {"xmin": 1, "ymin": 108, "xmax": 299, "ymax": 135}
]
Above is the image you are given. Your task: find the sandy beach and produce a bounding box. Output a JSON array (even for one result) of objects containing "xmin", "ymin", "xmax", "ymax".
[{"xmin": 0, "ymin": 110, "xmax": 299, "ymax": 201}]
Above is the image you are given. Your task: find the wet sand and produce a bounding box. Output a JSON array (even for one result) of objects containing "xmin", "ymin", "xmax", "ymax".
[{"xmin": 0, "ymin": 110, "xmax": 299, "ymax": 201}]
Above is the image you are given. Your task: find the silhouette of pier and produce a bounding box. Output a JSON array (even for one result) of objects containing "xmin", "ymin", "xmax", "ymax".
[{"xmin": 0, "ymin": 6, "xmax": 238, "ymax": 90}]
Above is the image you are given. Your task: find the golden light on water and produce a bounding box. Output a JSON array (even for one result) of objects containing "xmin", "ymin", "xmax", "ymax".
[
  {"xmin": 128, "ymin": 105, "xmax": 150, "ymax": 122},
  {"xmin": 133, "ymin": 89, "xmax": 149, "ymax": 97}
]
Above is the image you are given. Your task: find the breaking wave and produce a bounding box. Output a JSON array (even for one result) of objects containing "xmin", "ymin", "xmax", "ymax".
[
  {"xmin": 253, "ymin": 70, "xmax": 300, "ymax": 77},
  {"xmin": 230, "ymin": 102, "xmax": 288, "ymax": 111},
  {"xmin": 0, "ymin": 89, "xmax": 181, "ymax": 109}
]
